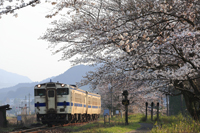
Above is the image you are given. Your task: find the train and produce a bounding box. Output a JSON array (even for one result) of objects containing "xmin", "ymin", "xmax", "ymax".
[{"xmin": 34, "ymin": 81, "xmax": 101, "ymax": 126}]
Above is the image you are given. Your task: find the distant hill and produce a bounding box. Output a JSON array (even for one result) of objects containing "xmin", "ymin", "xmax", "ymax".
[
  {"xmin": 0, "ymin": 69, "xmax": 32, "ymax": 89},
  {"xmin": 51, "ymin": 64, "xmax": 96, "ymax": 91},
  {"xmin": 51, "ymin": 65, "xmax": 95, "ymax": 84},
  {"xmin": 0, "ymin": 65, "xmax": 96, "ymax": 101}
]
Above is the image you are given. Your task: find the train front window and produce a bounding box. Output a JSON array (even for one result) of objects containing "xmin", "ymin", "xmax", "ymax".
[
  {"xmin": 35, "ymin": 89, "xmax": 45, "ymax": 96},
  {"xmin": 57, "ymin": 88, "xmax": 69, "ymax": 95},
  {"xmin": 48, "ymin": 90, "xmax": 54, "ymax": 97}
]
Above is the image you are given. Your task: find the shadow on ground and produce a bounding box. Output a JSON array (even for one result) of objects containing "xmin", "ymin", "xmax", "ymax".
[{"xmin": 127, "ymin": 123, "xmax": 154, "ymax": 133}]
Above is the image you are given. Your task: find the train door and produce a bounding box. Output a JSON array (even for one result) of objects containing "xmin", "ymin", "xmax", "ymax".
[
  {"xmin": 86, "ymin": 92, "xmax": 88, "ymax": 114},
  {"xmin": 47, "ymin": 89, "xmax": 56, "ymax": 109},
  {"xmin": 71, "ymin": 90, "xmax": 74, "ymax": 114}
]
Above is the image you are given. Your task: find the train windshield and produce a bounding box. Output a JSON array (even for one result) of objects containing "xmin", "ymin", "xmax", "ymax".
[
  {"xmin": 35, "ymin": 89, "xmax": 46, "ymax": 96},
  {"xmin": 48, "ymin": 90, "xmax": 54, "ymax": 97},
  {"xmin": 57, "ymin": 88, "xmax": 69, "ymax": 95}
]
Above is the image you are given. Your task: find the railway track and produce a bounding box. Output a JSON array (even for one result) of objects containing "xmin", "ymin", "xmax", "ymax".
[
  {"xmin": 10, "ymin": 120, "xmax": 97, "ymax": 133},
  {"xmin": 10, "ymin": 125, "xmax": 49, "ymax": 133}
]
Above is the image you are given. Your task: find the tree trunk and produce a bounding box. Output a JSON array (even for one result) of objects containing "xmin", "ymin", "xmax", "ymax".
[{"xmin": 182, "ymin": 91, "xmax": 200, "ymax": 120}]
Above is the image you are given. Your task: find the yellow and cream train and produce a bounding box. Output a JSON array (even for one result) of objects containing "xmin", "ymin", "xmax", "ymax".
[{"xmin": 34, "ymin": 81, "xmax": 101, "ymax": 126}]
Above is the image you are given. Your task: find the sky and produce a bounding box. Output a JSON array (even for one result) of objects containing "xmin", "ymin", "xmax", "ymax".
[{"xmin": 0, "ymin": 2, "xmax": 73, "ymax": 82}]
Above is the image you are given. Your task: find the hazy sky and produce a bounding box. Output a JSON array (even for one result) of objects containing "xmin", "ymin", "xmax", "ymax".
[{"xmin": 0, "ymin": 3, "xmax": 72, "ymax": 82}]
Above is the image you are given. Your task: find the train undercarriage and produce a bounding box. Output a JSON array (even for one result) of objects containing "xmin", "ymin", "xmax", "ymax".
[{"xmin": 37, "ymin": 113, "xmax": 100, "ymax": 127}]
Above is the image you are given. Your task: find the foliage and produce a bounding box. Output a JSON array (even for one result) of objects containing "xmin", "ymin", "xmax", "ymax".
[
  {"xmin": 151, "ymin": 113, "xmax": 200, "ymax": 133},
  {"xmin": 0, "ymin": 0, "xmax": 40, "ymax": 17}
]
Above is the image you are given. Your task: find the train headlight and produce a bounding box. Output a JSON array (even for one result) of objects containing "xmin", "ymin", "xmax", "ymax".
[
  {"xmin": 61, "ymin": 84, "xmax": 65, "ymax": 87},
  {"xmin": 37, "ymin": 84, "xmax": 41, "ymax": 88}
]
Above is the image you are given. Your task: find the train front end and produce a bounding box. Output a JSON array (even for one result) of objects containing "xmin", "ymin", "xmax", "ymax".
[{"xmin": 34, "ymin": 82, "xmax": 70, "ymax": 126}]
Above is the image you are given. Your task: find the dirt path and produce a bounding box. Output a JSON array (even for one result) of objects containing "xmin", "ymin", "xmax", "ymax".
[{"xmin": 127, "ymin": 123, "xmax": 154, "ymax": 133}]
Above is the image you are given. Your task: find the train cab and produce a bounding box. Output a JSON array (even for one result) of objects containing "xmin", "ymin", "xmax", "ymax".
[{"xmin": 34, "ymin": 81, "xmax": 101, "ymax": 126}]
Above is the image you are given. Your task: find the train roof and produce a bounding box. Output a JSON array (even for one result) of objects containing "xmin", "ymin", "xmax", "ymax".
[
  {"xmin": 34, "ymin": 82, "xmax": 101, "ymax": 97},
  {"xmin": 34, "ymin": 82, "xmax": 66, "ymax": 88},
  {"xmin": 69, "ymin": 85, "xmax": 101, "ymax": 97}
]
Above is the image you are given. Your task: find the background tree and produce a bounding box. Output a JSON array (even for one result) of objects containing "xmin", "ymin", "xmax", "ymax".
[{"xmin": 82, "ymin": 66, "xmax": 160, "ymax": 113}]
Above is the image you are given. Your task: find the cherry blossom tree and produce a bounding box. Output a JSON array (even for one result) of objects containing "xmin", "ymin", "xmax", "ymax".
[
  {"xmin": 0, "ymin": 0, "xmax": 162, "ymax": 113},
  {"xmin": 40, "ymin": 0, "xmax": 199, "ymax": 119},
  {"xmin": 41, "ymin": 0, "xmax": 200, "ymax": 119},
  {"xmin": 3, "ymin": 0, "xmax": 199, "ymax": 119},
  {"xmin": 0, "ymin": 0, "xmax": 77, "ymax": 18},
  {"xmin": 77, "ymin": 61, "xmax": 161, "ymax": 112},
  {"xmin": 0, "ymin": 0, "xmax": 40, "ymax": 17}
]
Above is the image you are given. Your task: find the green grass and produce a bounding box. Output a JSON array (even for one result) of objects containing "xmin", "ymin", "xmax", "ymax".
[
  {"xmin": 138, "ymin": 113, "xmax": 200, "ymax": 133},
  {"xmin": 150, "ymin": 113, "xmax": 200, "ymax": 133},
  {"xmin": 73, "ymin": 113, "xmax": 200, "ymax": 133},
  {"xmin": 63, "ymin": 114, "xmax": 142, "ymax": 133}
]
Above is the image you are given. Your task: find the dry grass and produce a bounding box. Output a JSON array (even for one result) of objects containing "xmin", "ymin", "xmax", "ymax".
[
  {"xmin": 7, "ymin": 115, "xmax": 37, "ymax": 125},
  {"xmin": 0, "ymin": 115, "xmax": 38, "ymax": 132}
]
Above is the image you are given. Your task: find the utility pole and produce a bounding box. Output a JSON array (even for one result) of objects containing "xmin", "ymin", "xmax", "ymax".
[
  {"xmin": 111, "ymin": 87, "xmax": 113, "ymax": 118},
  {"xmin": 20, "ymin": 101, "xmax": 23, "ymax": 115},
  {"xmin": 145, "ymin": 102, "xmax": 148, "ymax": 121},
  {"xmin": 25, "ymin": 96, "xmax": 27, "ymax": 115},
  {"xmin": 122, "ymin": 90, "xmax": 129, "ymax": 125},
  {"xmin": 151, "ymin": 102, "xmax": 154, "ymax": 121},
  {"xmin": 29, "ymin": 93, "xmax": 30, "ymax": 115},
  {"xmin": 157, "ymin": 102, "xmax": 159, "ymax": 120},
  {"xmin": 166, "ymin": 94, "xmax": 168, "ymax": 116},
  {"xmin": 108, "ymin": 83, "xmax": 113, "ymax": 118}
]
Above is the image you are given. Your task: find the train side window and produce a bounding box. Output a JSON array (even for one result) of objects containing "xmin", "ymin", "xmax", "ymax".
[
  {"xmin": 48, "ymin": 90, "xmax": 54, "ymax": 97},
  {"xmin": 57, "ymin": 88, "xmax": 69, "ymax": 95},
  {"xmin": 75, "ymin": 93, "xmax": 81, "ymax": 103},
  {"xmin": 93, "ymin": 98, "xmax": 97, "ymax": 105},
  {"xmin": 35, "ymin": 89, "xmax": 45, "ymax": 96},
  {"xmin": 82, "ymin": 95, "xmax": 84, "ymax": 103}
]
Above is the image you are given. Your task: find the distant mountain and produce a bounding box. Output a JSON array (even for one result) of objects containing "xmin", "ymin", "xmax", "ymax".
[
  {"xmin": 0, "ymin": 69, "xmax": 32, "ymax": 89},
  {"xmin": 51, "ymin": 64, "xmax": 96, "ymax": 91},
  {"xmin": 51, "ymin": 65, "xmax": 95, "ymax": 85},
  {"xmin": 0, "ymin": 65, "xmax": 96, "ymax": 101},
  {"xmin": 39, "ymin": 76, "xmax": 56, "ymax": 83}
]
